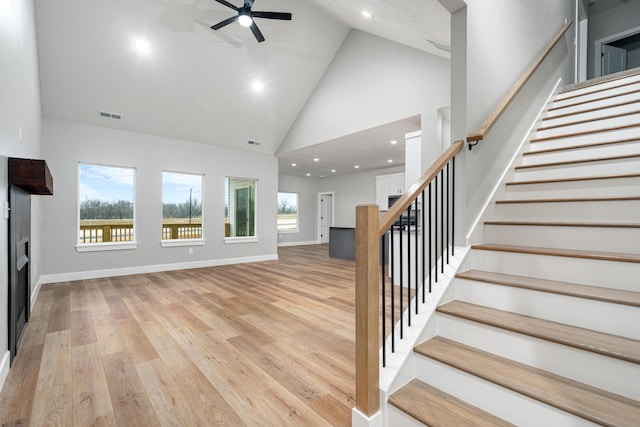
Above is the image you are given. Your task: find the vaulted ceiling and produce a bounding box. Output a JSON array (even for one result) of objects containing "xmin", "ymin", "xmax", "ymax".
[{"xmin": 35, "ymin": 0, "xmax": 450, "ymax": 169}]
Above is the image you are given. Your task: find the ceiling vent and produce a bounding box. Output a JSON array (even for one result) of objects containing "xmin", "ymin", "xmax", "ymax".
[
  {"xmin": 248, "ymin": 140, "xmax": 261, "ymax": 146},
  {"xmin": 98, "ymin": 111, "xmax": 123, "ymax": 121}
]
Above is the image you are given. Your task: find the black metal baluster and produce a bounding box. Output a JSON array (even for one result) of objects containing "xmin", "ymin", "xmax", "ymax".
[
  {"xmin": 399, "ymin": 223, "xmax": 403, "ymax": 339},
  {"xmin": 452, "ymin": 158, "xmax": 456, "ymax": 257},
  {"xmin": 390, "ymin": 228, "xmax": 395, "ymax": 353},
  {"xmin": 429, "ymin": 183, "xmax": 432, "ymax": 291},
  {"xmin": 413, "ymin": 199, "xmax": 418, "ymax": 314},
  {"xmin": 406, "ymin": 207, "xmax": 411, "ymax": 327},
  {"xmin": 446, "ymin": 163, "xmax": 450, "ymax": 264},
  {"xmin": 440, "ymin": 169, "xmax": 444, "ymax": 274},
  {"xmin": 435, "ymin": 175, "xmax": 438, "ymax": 283},
  {"xmin": 421, "ymin": 190, "xmax": 426, "ymax": 302},
  {"xmin": 381, "ymin": 233, "xmax": 386, "ymax": 367}
]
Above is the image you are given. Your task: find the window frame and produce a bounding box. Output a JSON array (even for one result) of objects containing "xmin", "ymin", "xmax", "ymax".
[
  {"xmin": 224, "ymin": 176, "xmax": 259, "ymax": 244},
  {"xmin": 160, "ymin": 170, "xmax": 205, "ymax": 248},
  {"xmin": 277, "ymin": 192, "xmax": 299, "ymax": 233},
  {"xmin": 76, "ymin": 162, "xmax": 138, "ymax": 252}
]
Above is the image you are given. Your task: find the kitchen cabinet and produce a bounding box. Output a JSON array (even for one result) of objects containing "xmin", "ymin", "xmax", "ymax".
[{"xmin": 376, "ymin": 172, "xmax": 405, "ymax": 210}]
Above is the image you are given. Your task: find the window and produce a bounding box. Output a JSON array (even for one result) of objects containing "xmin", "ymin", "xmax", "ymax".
[
  {"xmin": 225, "ymin": 177, "xmax": 257, "ymax": 240},
  {"xmin": 78, "ymin": 163, "xmax": 136, "ymax": 249},
  {"xmin": 277, "ymin": 192, "xmax": 298, "ymax": 232},
  {"xmin": 162, "ymin": 172, "xmax": 203, "ymax": 243}
]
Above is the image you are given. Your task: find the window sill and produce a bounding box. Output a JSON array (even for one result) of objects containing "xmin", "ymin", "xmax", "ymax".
[
  {"xmin": 76, "ymin": 242, "xmax": 138, "ymax": 252},
  {"xmin": 161, "ymin": 239, "xmax": 206, "ymax": 248},
  {"xmin": 224, "ymin": 236, "xmax": 259, "ymax": 244}
]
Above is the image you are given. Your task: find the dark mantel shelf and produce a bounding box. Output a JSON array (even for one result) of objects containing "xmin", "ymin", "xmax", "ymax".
[{"xmin": 8, "ymin": 157, "xmax": 54, "ymax": 195}]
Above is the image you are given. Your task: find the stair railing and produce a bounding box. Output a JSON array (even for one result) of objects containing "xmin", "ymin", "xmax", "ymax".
[{"xmin": 354, "ymin": 140, "xmax": 463, "ymax": 417}]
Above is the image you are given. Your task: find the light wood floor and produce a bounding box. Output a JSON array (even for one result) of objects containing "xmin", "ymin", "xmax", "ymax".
[{"xmin": 0, "ymin": 245, "xmax": 367, "ymax": 426}]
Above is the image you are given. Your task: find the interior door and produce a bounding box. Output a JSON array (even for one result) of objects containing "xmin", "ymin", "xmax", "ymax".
[
  {"xmin": 320, "ymin": 194, "xmax": 333, "ymax": 243},
  {"xmin": 602, "ymin": 44, "xmax": 627, "ymax": 76},
  {"xmin": 8, "ymin": 185, "xmax": 31, "ymax": 363}
]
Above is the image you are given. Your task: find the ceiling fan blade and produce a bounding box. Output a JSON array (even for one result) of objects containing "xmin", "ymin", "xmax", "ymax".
[
  {"xmin": 249, "ymin": 22, "xmax": 265, "ymax": 42},
  {"xmin": 213, "ymin": 0, "xmax": 239, "ymax": 11},
  {"xmin": 251, "ymin": 11, "xmax": 292, "ymax": 20},
  {"xmin": 211, "ymin": 15, "xmax": 239, "ymax": 30}
]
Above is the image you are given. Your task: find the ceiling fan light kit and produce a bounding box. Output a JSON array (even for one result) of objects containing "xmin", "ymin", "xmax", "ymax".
[{"xmin": 210, "ymin": 0, "xmax": 292, "ymax": 43}]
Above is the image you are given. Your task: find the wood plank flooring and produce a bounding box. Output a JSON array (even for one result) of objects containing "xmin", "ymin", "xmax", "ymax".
[{"xmin": 0, "ymin": 244, "xmax": 396, "ymax": 426}]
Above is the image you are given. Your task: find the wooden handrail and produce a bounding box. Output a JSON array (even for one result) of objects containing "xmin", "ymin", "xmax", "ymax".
[
  {"xmin": 467, "ymin": 21, "xmax": 572, "ymax": 147},
  {"xmin": 378, "ymin": 140, "xmax": 464, "ymax": 235}
]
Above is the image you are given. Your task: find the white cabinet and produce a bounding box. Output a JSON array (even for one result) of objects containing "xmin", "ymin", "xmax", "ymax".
[{"xmin": 376, "ymin": 173, "xmax": 405, "ymax": 210}]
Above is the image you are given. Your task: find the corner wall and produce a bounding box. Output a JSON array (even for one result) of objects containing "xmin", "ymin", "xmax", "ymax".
[{"xmin": 0, "ymin": 0, "xmax": 43, "ymax": 388}]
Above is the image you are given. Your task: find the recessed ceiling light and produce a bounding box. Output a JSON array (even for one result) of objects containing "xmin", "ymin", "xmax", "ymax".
[
  {"xmin": 291, "ymin": 163, "xmax": 297, "ymax": 167},
  {"xmin": 387, "ymin": 159, "xmax": 393, "ymax": 163},
  {"xmin": 313, "ymin": 158, "xmax": 319, "ymax": 162},
  {"xmin": 354, "ymin": 165, "xmax": 360, "ymax": 169},
  {"xmin": 252, "ymin": 80, "xmax": 264, "ymax": 92},
  {"xmin": 390, "ymin": 140, "xmax": 398, "ymax": 145},
  {"xmin": 361, "ymin": 10, "xmax": 373, "ymax": 19},
  {"xmin": 331, "ymin": 169, "xmax": 336, "ymax": 173},
  {"xmin": 133, "ymin": 38, "xmax": 151, "ymax": 55},
  {"xmin": 305, "ymin": 173, "xmax": 311, "ymax": 177},
  {"xmin": 320, "ymin": 175, "xmax": 324, "ymax": 178}
]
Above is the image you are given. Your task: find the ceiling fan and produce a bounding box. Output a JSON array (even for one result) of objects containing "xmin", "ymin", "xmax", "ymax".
[{"xmin": 210, "ymin": 0, "xmax": 292, "ymax": 43}]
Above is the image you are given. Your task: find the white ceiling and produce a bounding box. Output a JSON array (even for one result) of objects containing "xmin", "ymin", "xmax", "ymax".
[{"xmin": 34, "ymin": 0, "xmax": 450, "ymax": 175}]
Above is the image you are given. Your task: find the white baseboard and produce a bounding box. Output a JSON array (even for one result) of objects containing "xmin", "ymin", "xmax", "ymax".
[
  {"xmin": 38, "ymin": 253, "xmax": 278, "ymax": 284},
  {"xmin": 31, "ymin": 276, "xmax": 43, "ymax": 308},
  {"xmin": 0, "ymin": 351, "xmax": 10, "ymax": 395},
  {"xmin": 277, "ymin": 240, "xmax": 321, "ymax": 247}
]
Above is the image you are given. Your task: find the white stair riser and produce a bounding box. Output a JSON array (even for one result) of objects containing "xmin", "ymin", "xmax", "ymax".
[
  {"xmin": 542, "ymin": 102, "xmax": 640, "ymax": 127},
  {"xmin": 468, "ymin": 249, "xmax": 640, "ymax": 291},
  {"xmin": 513, "ymin": 157, "xmax": 640, "ymax": 181},
  {"xmin": 552, "ymin": 81, "xmax": 640, "ymax": 108},
  {"xmin": 387, "ymin": 405, "xmax": 430, "ymax": 427},
  {"xmin": 521, "ymin": 141, "xmax": 640, "ymax": 165},
  {"xmin": 530, "ymin": 127, "xmax": 640, "ymax": 151},
  {"xmin": 547, "ymin": 91, "xmax": 640, "ymax": 117},
  {"xmin": 453, "ymin": 278, "xmax": 640, "ymax": 339},
  {"xmin": 504, "ymin": 177, "xmax": 640, "ymax": 200},
  {"xmin": 413, "ymin": 356, "xmax": 602, "ymax": 427},
  {"xmin": 495, "ymin": 200, "xmax": 640, "ymax": 223},
  {"xmin": 536, "ymin": 112, "xmax": 640, "ymax": 140},
  {"xmin": 436, "ymin": 314, "xmax": 640, "ymax": 400},
  {"xmin": 556, "ymin": 74, "xmax": 640, "ymax": 100},
  {"xmin": 483, "ymin": 224, "xmax": 640, "ymax": 254}
]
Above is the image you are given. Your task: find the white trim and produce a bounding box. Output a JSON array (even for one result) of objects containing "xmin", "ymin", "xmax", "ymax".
[
  {"xmin": 160, "ymin": 239, "xmax": 205, "ymax": 248},
  {"xmin": 76, "ymin": 242, "xmax": 138, "ymax": 252},
  {"xmin": 352, "ymin": 408, "xmax": 382, "ymax": 427},
  {"xmin": 38, "ymin": 253, "xmax": 278, "ymax": 284},
  {"xmin": 317, "ymin": 191, "xmax": 335, "ymax": 243},
  {"xmin": 0, "ymin": 351, "xmax": 10, "ymax": 395},
  {"xmin": 277, "ymin": 240, "xmax": 321, "ymax": 247},
  {"xmin": 593, "ymin": 24, "xmax": 640, "ymax": 78},
  {"xmin": 224, "ymin": 236, "xmax": 259, "ymax": 244},
  {"xmin": 31, "ymin": 275, "xmax": 44, "ymax": 308}
]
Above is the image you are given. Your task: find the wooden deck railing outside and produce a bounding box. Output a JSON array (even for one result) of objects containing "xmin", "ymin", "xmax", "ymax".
[{"xmin": 79, "ymin": 222, "xmax": 202, "ymax": 243}]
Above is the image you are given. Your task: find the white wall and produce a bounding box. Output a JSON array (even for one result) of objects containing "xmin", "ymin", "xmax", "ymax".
[
  {"xmin": 277, "ymin": 174, "xmax": 320, "ymax": 245},
  {"xmin": 451, "ymin": 0, "xmax": 575, "ymax": 243},
  {"xmin": 587, "ymin": 0, "xmax": 640, "ymax": 78},
  {"xmin": 0, "ymin": 0, "xmax": 43, "ymax": 384},
  {"xmin": 277, "ymin": 29, "xmax": 450, "ymax": 167},
  {"xmin": 40, "ymin": 119, "xmax": 279, "ymax": 281}
]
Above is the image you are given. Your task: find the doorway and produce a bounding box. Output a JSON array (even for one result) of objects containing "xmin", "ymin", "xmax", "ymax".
[
  {"xmin": 594, "ymin": 26, "xmax": 640, "ymax": 77},
  {"xmin": 318, "ymin": 192, "xmax": 334, "ymax": 243},
  {"xmin": 8, "ymin": 185, "xmax": 31, "ymax": 363}
]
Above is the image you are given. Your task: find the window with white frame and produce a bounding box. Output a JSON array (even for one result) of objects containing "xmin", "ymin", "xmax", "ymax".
[
  {"xmin": 225, "ymin": 177, "xmax": 256, "ymax": 239},
  {"xmin": 277, "ymin": 192, "xmax": 298, "ymax": 232},
  {"xmin": 78, "ymin": 163, "xmax": 135, "ymax": 247},
  {"xmin": 162, "ymin": 171, "xmax": 203, "ymax": 241}
]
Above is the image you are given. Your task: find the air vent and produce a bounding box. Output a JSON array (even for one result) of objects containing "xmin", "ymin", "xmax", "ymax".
[
  {"xmin": 98, "ymin": 111, "xmax": 123, "ymax": 121},
  {"xmin": 248, "ymin": 140, "xmax": 261, "ymax": 146}
]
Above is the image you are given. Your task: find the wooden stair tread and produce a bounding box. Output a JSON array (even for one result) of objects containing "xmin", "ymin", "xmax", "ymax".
[
  {"xmin": 415, "ymin": 336, "xmax": 640, "ymax": 427},
  {"xmin": 559, "ymin": 67, "xmax": 640, "ymax": 94},
  {"xmin": 525, "ymin": 137, "xmax": 640, "ymax": 155},
  {"xmin": 456, "ymin": 269, "xmax": 640, "ymax": 308},
  {"xmin": 538, "ymin": 109, "xmax": 640, "ymax": 132},
  {"xmin": 515, "ymin": 153, "xmax": 640, "ymax": 170},
  {"xmin": 530, "ymin": 122, "xmax": 640, "ymax": 143},
  {"xmin": 437, "ymin": 301, "xmax": 640, "ymax": 364},
  {"xmin": 505, "ymin": 172, "xmax": 640, "ymax": 186},
  {"xmin": 471, "ymin": 243, "xmax": 640, "ymax": 263},
  {"xmin": 485, "ymin": 220, "xmax": 640, "ymax": 228},
  {"xmin": 549, "ymin": 88, "xmax": 640, "ymax": 112},
  {"xmin": 388, "ymin": 379, "xmax": 514, "ymax": 427},
  {"xmin": 496, "ymin": 196, "xmax": 640, "ymax": 204},
  {"xmin": 544, "ymin": 99, "xmax": 640, "ymax": 122}
]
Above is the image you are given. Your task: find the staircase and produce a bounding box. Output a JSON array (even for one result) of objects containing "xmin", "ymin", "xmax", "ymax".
[{"xmin": 387, "ymin": 69, "xmax": 640, "ymax": 426}]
